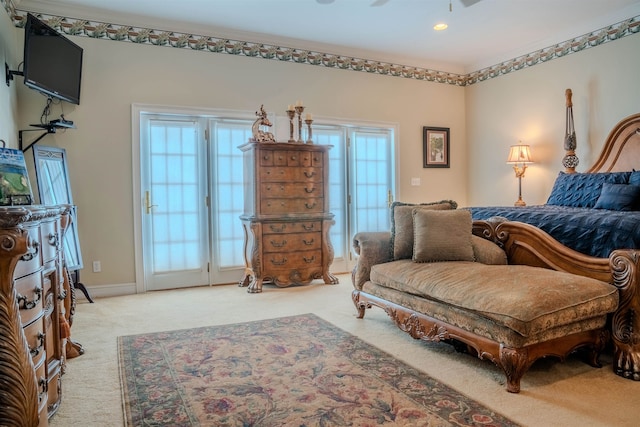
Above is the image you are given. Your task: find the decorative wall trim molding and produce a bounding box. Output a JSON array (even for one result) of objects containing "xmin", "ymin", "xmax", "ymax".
[{"xmin": 3, "ymin": 0, "xmax": 639, "ymax": 87}]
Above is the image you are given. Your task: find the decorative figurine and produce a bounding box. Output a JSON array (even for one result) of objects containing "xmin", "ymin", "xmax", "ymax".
[{"xmin": 250, "ymin": 104, "xmax": 275, "ymax": 143}]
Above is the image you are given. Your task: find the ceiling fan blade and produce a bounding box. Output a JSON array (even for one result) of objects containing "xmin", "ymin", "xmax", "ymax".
[
  {"xmin": 459, "ymin": 0, "xmax": 483, "ymax": 7},
  {"xmin": 371, "ymin": 0, "xmax": 390, "ymax": 6},
  {"xmin": 316, "ymin": 0, "xmax": 335, "ymax": 4}
]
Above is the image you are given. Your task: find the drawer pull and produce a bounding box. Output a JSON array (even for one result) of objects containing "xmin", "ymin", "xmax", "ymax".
[
  {"xmin": 290, "ymin": 155, "xmax": 297, "ymax": 161},
  {"xmin": 302, "ymin": 239, "xmax": 315, "ymax": 245},
  {"xmin": 302, "ymin": 224, "xmax": 315, "ymax": 231},
  {"xmin": 263, "ymin": 155, "xmax": 269, "ymax": 160},
  {"xmin": 304, "ymin": 171, "xmax": 315, "ymax": 178},
  {"xmin": 270, "ymin": 257, "xmax": 287, "ymax": 266},
  {"xmin": 304, "ymin": 187, "xmax": 315, "ymax": 193},
  {"xmin": 17, "ymin": 286, "xmax": 42, "ymax": 310},
  {"xmin": 303, "ymin": 256, "xmax": 316, "ymax": 263},
  {"xmin": 270, "ymin": 239, "xmax": 287, "ymax": 248},
  {"xmin": 30, "ymin": 332, "xmax": 45, "ymax": 357},
  {"xmin": 48, "ymin": 232, "xmax": 59, "ymax": 249},
  {"xmin": 38, "ymin": 377, "xmax": 47, "ymax": 394},
  {"xmin": 270, "ymin": 224, "xmax": 286, "ymax": 232},
  {"xmin": 20, "ymin": 241, "xmax": 39, "ymax": 262},
  {"xmin": 305, "ymin": 202, "xmax": 317, "ymax": 209}
]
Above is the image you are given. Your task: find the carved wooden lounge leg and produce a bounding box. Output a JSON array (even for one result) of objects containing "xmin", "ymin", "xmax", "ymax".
[
  {"xmin": 499, "ymin": 345, "xmax": 529, "ymax": 393},
  {"xmin": 352, "ymin": 290, "xmax": 369, "ymax": 319},
  {"xmin": 584, "ymin": 329, "xmax": 609, "ymax": 368}
]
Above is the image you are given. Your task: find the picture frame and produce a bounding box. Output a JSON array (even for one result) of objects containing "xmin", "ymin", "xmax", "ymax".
[
  {"xmin": 423, "ymin": 126, "xmax": 450, "ymax": 168},
  {"xmin": 0, "ymin": 147, "xmax": 33, "ymax": 205}
]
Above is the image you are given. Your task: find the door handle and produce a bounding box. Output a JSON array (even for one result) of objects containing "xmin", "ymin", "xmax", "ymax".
[{"xmin": 145, "ymin": 191, "xmax": 158, "ymax": 214}]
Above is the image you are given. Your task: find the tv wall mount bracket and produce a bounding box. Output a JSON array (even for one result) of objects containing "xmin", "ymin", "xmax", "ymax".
[{"xmin": 5, "ymin": 62, "xmax": 23, "ymax": 87}]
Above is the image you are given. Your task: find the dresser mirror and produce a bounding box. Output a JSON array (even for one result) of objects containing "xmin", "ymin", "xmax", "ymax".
[{"xmin": 32, "ymin": 145, "xmax": 84, "ymax": 271}]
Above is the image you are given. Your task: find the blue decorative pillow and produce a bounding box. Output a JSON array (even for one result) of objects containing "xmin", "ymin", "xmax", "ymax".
[
  {"xmin": 546, "ymin": 172, "xmax": 631, "ymax": 208},
  {"xmin": 594, "ymin": 183, "xmax": 640, "ymax": 211},
  {"xmin": 630, "ymin": 171, "xmax": 640, "ymax": 186}
]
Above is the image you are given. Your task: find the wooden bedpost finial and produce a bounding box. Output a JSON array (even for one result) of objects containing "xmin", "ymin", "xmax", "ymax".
[{"xmin": 563, "ymin": 88, "xmax": 578, "ymax": 173}]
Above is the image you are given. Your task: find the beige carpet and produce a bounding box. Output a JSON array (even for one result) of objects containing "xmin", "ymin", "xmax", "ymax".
[{"xmin": 51, "ymin": 274, "xmax": 638, "ymax": 426}]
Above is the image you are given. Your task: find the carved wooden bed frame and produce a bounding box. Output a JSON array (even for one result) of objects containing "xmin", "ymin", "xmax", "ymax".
[{"xmin": 578, "ymin": 112, "xmax": 640, "ymax": 380}]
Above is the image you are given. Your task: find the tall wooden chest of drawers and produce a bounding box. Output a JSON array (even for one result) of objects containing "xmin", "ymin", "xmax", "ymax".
[
  {"xmin": 0, "ymin": 205, "xmax": 75, "ymax": 426},
  {"xmin": 239, "ymin": 142, "xmax": 338, "ymax": 293}
]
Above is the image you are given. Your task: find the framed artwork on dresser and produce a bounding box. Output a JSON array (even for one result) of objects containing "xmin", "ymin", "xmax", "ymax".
[
  {"xmin": 423, "ymin": 126, "xmax": 450, "ymax": 168},
  {"xmin": 0, "ymin": 147, "xmax": 33, "ymax": 205}
]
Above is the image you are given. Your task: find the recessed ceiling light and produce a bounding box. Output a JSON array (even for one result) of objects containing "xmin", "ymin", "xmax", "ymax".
[{"xmin": 434, "ymin": 23, "xmax": 448, "ymax": 31}]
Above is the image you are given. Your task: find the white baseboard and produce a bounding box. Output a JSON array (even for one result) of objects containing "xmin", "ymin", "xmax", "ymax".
[{"xmin": 75, "ymin": 282, "xmax": 137, "ymax": 301}]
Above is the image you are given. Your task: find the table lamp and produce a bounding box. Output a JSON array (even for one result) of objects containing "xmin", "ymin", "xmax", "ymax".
[{"xmin": 506, "ymin": 143, "xmax": 533, "ymax": 206}]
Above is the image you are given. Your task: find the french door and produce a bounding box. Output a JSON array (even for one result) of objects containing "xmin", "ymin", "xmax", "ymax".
[
  {"xmin": 315, "ymin": 124, "xmax": 395, "ymax": 269},
  {"xmin": 138, "ymin": 112, "xmax": 253, "ymax": 291},
  {"xmin": 135, "ymin": 106, "xmax": 395, "ymax": 292}
]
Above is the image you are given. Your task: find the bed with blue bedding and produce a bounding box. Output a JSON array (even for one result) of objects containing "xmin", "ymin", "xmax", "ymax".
[{"xmin": 469, "ymin": 169, "xmax": 640, "ymax": 258}]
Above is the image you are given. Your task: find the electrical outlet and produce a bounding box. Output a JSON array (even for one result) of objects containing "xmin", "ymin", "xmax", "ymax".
[
  {"xmin": 92, "ymin": 261, "xmax": 101, "ymax": 273},
  {"xmin": 411, "ymin": 177, "xmax": 421, "ymax": 186}
]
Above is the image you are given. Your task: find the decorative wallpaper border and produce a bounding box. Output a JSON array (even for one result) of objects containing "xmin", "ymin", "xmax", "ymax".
[{"xmin": 3, "ymin": 0, "xmax": 639, "ymax": 86}]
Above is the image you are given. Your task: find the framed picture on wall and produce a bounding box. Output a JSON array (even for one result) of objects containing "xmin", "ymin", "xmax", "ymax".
[{"xmin": 423, "ymin": 126, "xmax": 450, "ymax": 168}]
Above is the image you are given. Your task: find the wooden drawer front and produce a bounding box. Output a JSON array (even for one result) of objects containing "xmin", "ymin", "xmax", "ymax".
[
  {"xmin": 34, "ymin": 358, "xmax": 48, "ymax": 417},
  {"xmin": 39, "ymin": 219, "xmax": 59, "ymax": 264},
  {"xmin": 24, "ymin": 315, "xmax": 46, "ymax": 367},
  {"xmin": 44, "ymin": 292, "xmax": 60, "ymax": 364},
  {"xmin": 261, "ymin": 198, "xmax": 323, "ymax": 214},
  {"xmin": 299, "ymin": 151, "xmax": 323, "ymax": 167},
  {"xmin": 259, "ymin": 150, "xmax": 287, "ymax": 167},
  {"xmin": 13, "ymin": 225, "xmax": 42, "ymax": 279},
  {"xmin": 263, "ymin": 232, "xmax": 322, "ymax": 253},
  {"xmin": 47, "ymin": 368, "xmax": 62, "ymax": 418},
  {"xmin": 261, "ymin": 182, "xmax": 323, "ymax": 198},
  {"xmin": 264, "ymin": 249, "xmax": 322, "ymax": 269},
  {"xmin": 15, "ymin": 272, "xmax": 44, "ymax": 325},
  {"xmin": 264, "ymin": 221, "xmax": 321, "ymax": 234},
  {"xmin": 260, "ymin": 167, "xmax": 323, "ymax": 182}
]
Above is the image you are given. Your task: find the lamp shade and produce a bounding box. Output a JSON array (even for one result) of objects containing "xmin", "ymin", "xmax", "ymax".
[{"xmin": 506, "ymin": 144, "xmax": 533, "ymax": 164}]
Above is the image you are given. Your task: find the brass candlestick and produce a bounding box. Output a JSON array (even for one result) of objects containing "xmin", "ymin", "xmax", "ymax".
[
  {"xmin": 286, "ymin": 109, "xmax": 296, "ymax": 142},
  {"xmin": 305, "ymin": 119, "xmax": 313, "ymax": 143},
  {"xmin": 295, "ymin": 105, "xmax": 304, "ymax": 143}
]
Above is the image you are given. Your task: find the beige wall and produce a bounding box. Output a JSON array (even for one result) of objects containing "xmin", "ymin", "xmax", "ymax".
[
  {"xmin": 14, "ymin": 34, "xmax": 466, "ymax": 290},
  {"xmin": 0, "ymin": 11, "xmax": 21, "ymax": 148},
  {"xmin": 466, "ymin": 33, "xmax": 640, "ymax": 207},
  {"xmin": 3, "ymin": 14, "xmax": 639, "ymax": 292}
]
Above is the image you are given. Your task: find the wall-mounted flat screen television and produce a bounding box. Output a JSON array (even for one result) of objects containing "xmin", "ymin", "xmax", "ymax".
[{"xmin": 23, "ymin": 13, "xmax": 83, "ymax": 105}]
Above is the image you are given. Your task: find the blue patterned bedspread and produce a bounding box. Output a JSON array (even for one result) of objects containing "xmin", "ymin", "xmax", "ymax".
[{"xmin": 468, "ymin": 205, "xmax": 640, "ymax": 258}]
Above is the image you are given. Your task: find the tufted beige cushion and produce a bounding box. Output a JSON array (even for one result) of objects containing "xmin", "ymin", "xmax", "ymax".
[
  {"xmin": 390, "ymin": 200, "xmax": 457, "ymax": 260},
  {"xmin": 412, "ymin": 209, "xmax": 475, "ymax": 262},
  {"xmin": 472, "ymin": 235, "xmax": 508, "ymax": 265}
]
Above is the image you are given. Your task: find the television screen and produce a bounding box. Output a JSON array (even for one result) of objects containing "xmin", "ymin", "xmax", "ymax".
[{"xmin": 23, "ymin": 14, "xmax": 83, "ymax": 105}]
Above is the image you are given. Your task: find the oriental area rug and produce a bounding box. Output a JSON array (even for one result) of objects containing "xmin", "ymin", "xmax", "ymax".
[{"xmin": 118, "ymin": 313, "xmax": 518, "ymax": 427}]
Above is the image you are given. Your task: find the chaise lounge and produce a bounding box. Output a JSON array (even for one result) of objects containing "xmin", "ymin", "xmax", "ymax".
[{"xmin": 351, "ymin": 203, "xmax": 640, "ymax": 392}]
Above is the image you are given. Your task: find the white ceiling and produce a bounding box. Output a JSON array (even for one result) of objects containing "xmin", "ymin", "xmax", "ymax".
[{"xmin": 15, "ymin": 0, "xmax": 640, "ymax": 74}]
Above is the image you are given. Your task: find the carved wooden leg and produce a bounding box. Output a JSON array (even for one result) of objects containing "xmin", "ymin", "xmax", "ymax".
[
  {"xmin": 614, "ymin": 342, "xmax": 640, "ymax": 380},
  {"xmin": 584, "ymin": 329, "xmax": 608, "ymax": 368},
  {"xmin": 63, "ymin": 267, "xmax": 84, "ymax": 359},
  {"xmin": 499, "ymin": 345, "xmax": 529, "ymax": 393},
  {"xmin": 352, "ymin": 291, "xmax": 369, "ymax": 318},
  {"xmin": 247, "ymin": 277, "xmax": 263, "ymax": 293},
  {"xmin": 323, "ymin": 271, "xmax": 340, "ymax": 285},
  {"xmin": 610, "ymin": 250, "xmax": 640, "ymax": 380}
]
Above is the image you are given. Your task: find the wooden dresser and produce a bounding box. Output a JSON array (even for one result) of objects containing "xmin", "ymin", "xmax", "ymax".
[
  {"xmin": 239, "ymin": 142, "xmax": 338, "ymax": 293},
  {"xmin": 0, "ymin": 205, "xmax": 77, "ymax": 427}
]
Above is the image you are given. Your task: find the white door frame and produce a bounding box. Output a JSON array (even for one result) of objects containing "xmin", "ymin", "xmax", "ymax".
[{"xmin": 131, "ymin": 103, "xmax": 257, "ymax": 293}]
